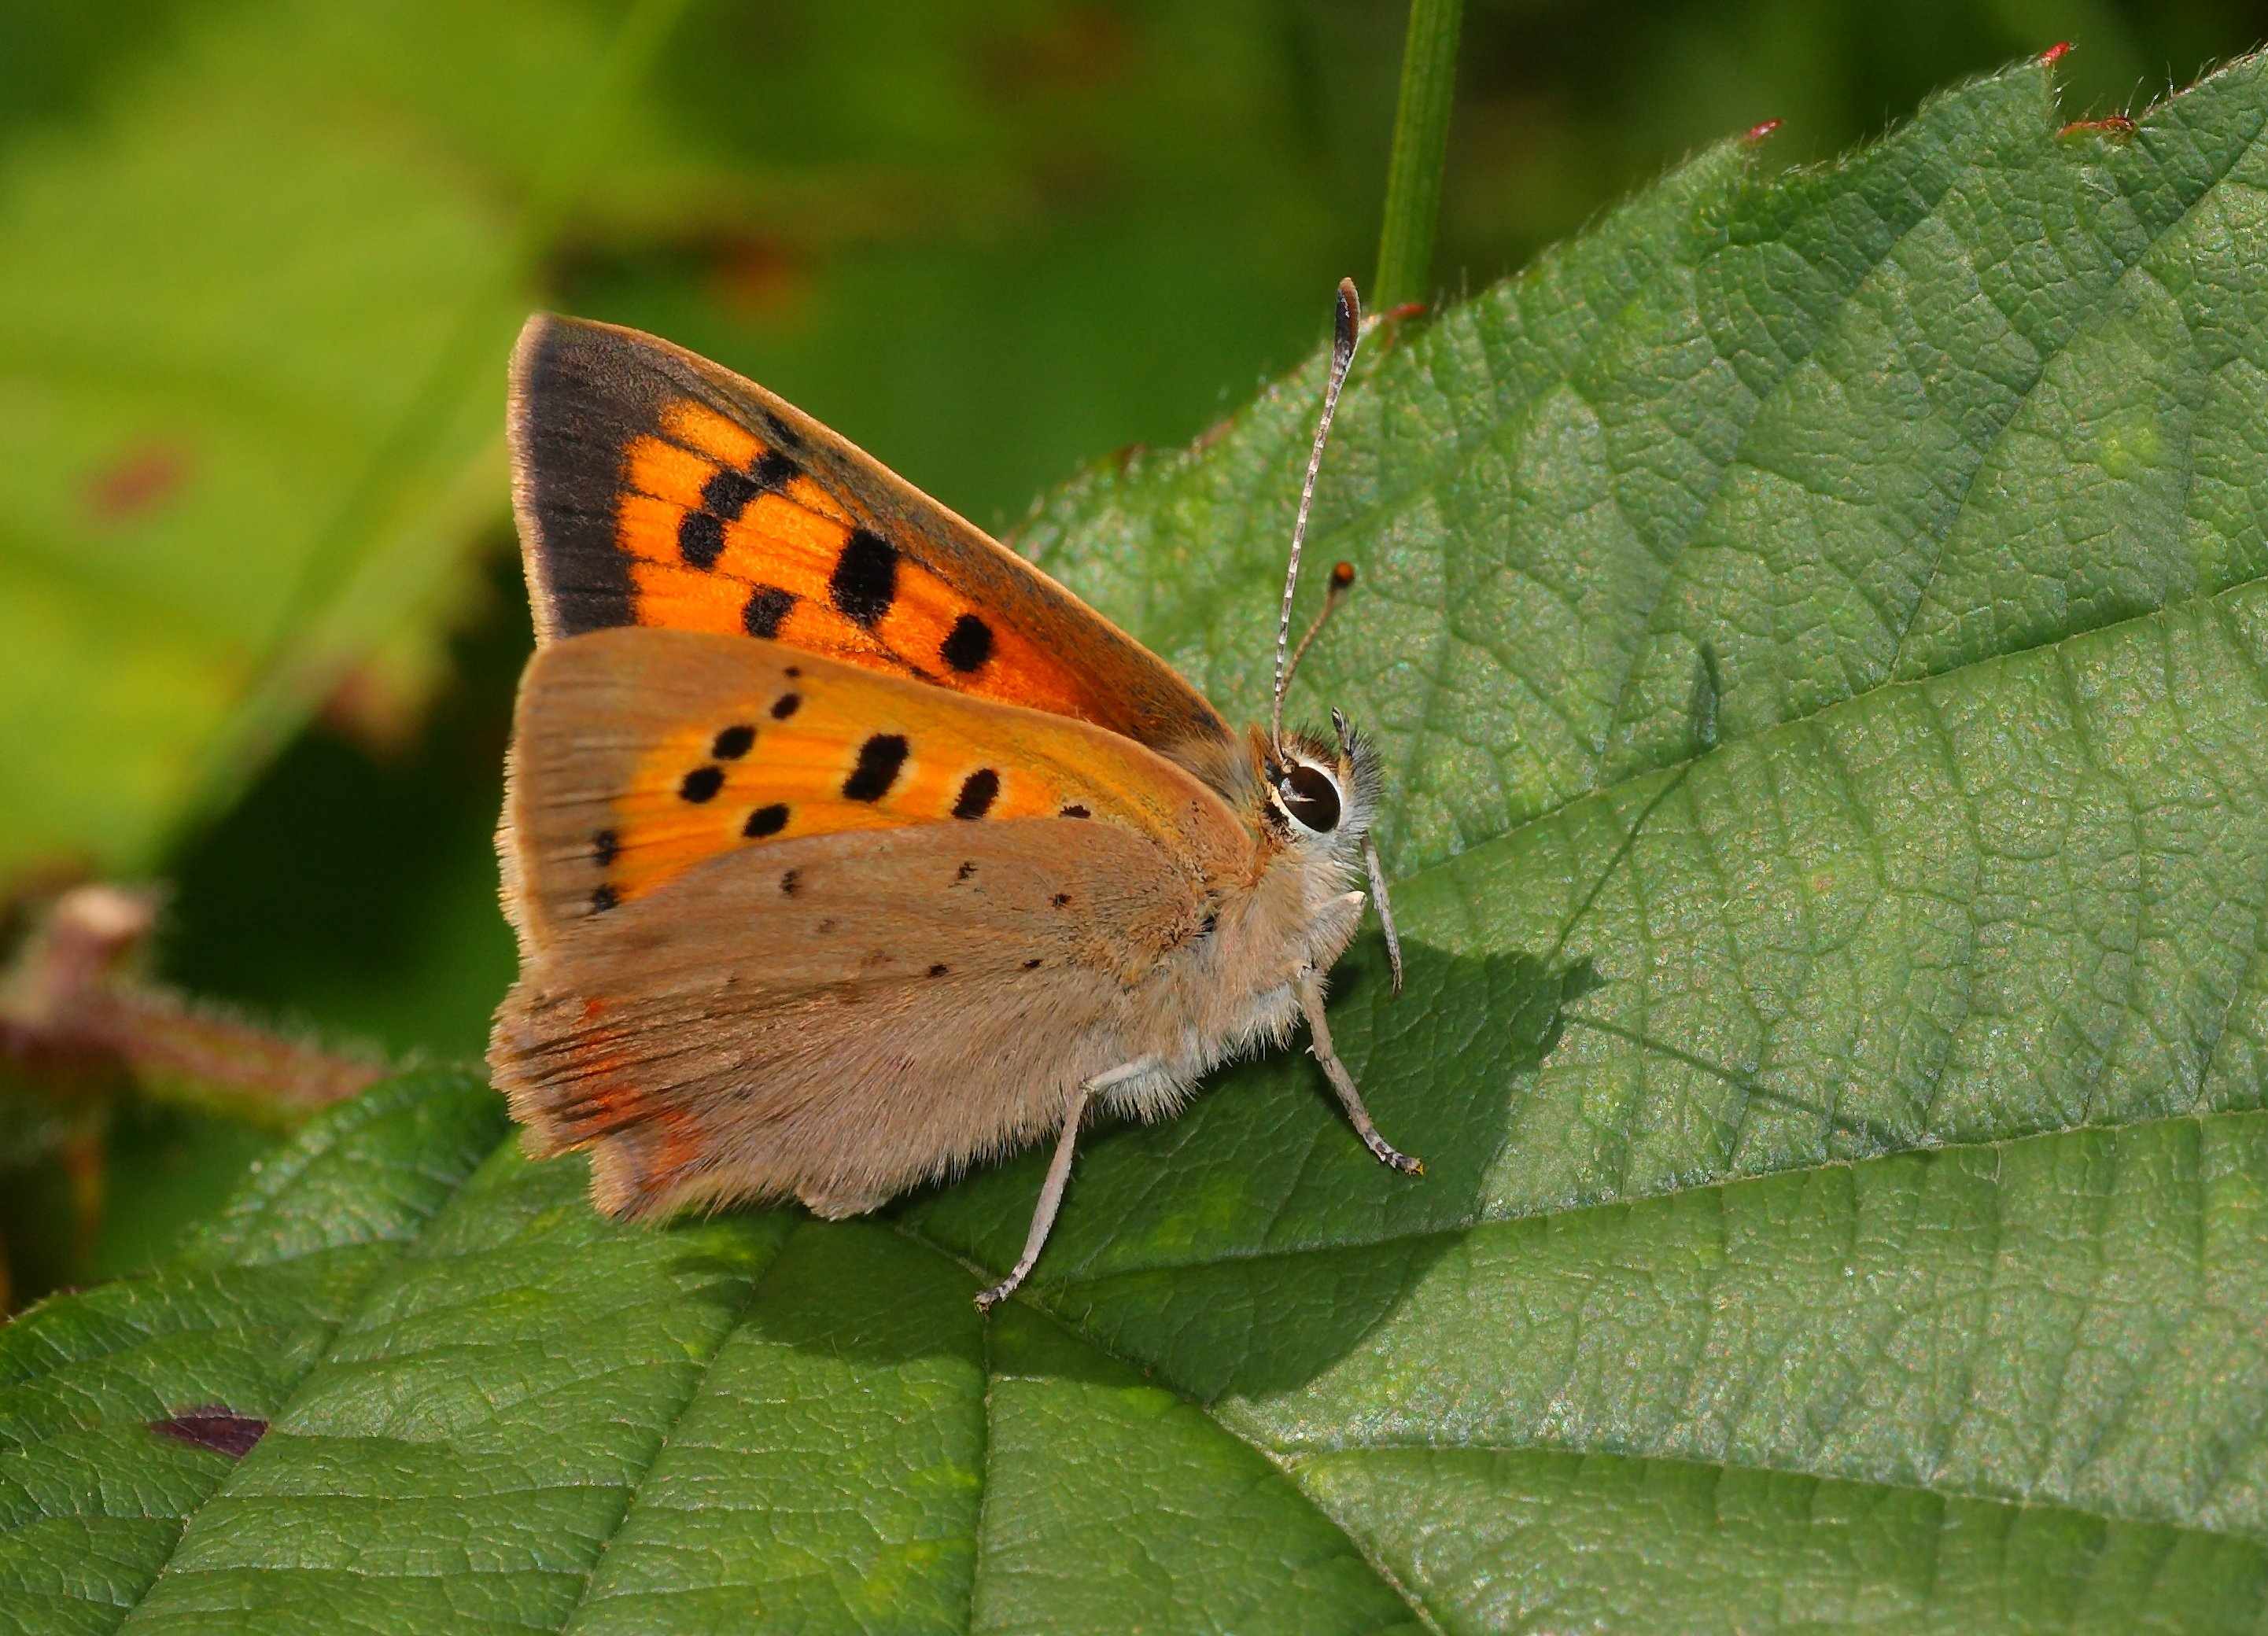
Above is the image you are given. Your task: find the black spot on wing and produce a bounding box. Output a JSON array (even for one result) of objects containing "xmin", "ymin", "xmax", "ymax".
[
  {"xmin": 953, "ymin": 768, "xmax": 999, "ymax": 820},
  {"xmin": 843, "ymin": 734, "xmax": 909, "ymax": 801},
  {"xmin": 940, "ymin": 613, "xmax": 994, "ymax": 672},
  {"xmin": 830, "ymin": 529, "xmax": 897, "ymax": 627},
  {"xmin": 591, "ymin": 884, "xmax": 620, "ymax": 914},
  {"xmin": 703, "ymin": 464, "xmax": 761, "ymax": 519},
  {"xmin": 1058, "ymin": 803, "xmax": 1090, "ymax": 819},
  {"xmin": 687, "ymin": 453, "xmax": 798, "ymax": 572},
  {"xmin": 592, "ymin": 828, "xmax": 619, "ymax": 868},
  {"xmin": 771, "ymin": 691, "xmax": 802, "ymax": 720},
  {"xmin": 752, "ymin": 449, "xmax": 801, "ymax": 492},
  {"xmin": 711, "ymin": 724, "xmax": 755, "ymax": 760},
  {"xmin": 927, "ymin": 964, "xmax": 950, "ymax": 978},
  {"xmin": 680, "ymin": 766, "xmax": 725, "ymax": 803},
  {"xmin": 743, "ymin": 584, "xmax": 795, "ymax": 637},
  {"xmin": 780, "ymin": 868, "xmax": 801, "ymax": 895},
  {"xmin": 744, "ymin": 803, "xmax": 789, "ymax": 838},
  {"xmin": 677, "ymin": 510, "xmax": 725, "ymax": 569}
]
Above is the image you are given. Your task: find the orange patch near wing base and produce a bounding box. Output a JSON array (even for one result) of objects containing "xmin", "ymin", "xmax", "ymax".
[
  {"xmin": 503, "ymin": 629, "xmax": 1235, "ymax": 935},
  {"xmin": 600, "ymin": 664, "xmax": 1143, "ymax": 908},
  {"xmin": 610, "ymin": 401, "xmax": 1146, "ymax": 724}
]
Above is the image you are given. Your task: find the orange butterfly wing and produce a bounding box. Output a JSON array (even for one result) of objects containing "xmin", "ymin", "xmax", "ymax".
[
  {"xmin": 500, "ymin": 628, "xmax": 1251, "ymax": 951},
  {"xmin": 508, "ymin": 315, "xmax": 1234, "ymax": 770}
]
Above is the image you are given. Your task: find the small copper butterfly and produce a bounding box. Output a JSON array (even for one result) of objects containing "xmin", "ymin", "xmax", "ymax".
[{"xmin": 489, "ymin": 279, "xmax": 1417, "ymax": 1306}]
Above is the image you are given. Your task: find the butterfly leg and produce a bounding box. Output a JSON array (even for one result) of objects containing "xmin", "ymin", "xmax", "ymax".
[
  {"xmin": 1296, "ymin": 968, "xmax": 1423, "ymax": 1175},
  {"xmin": 975, "ymin": 1067, "xmax": 1134, "ymax": 1312}
]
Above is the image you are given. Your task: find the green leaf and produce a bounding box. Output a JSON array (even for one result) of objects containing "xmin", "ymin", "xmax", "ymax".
[{"xmin": 13, "ymin": 50, "xmax": 2268, "ymax": 1631}]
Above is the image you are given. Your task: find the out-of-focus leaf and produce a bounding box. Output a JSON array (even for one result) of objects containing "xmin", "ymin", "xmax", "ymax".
[
  {"xmin": 0, "ymin": 0, "xmax": 711, "ymax": 884},
  {"xmin": 11, "ymin": 50, "xmax": 2268, "ymax": 1632}
]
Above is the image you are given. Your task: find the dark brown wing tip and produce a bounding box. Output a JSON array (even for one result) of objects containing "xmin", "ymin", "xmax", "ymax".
[{"xmin": 507, "ymin": 314, "xmax": 674, "ymax": 643}]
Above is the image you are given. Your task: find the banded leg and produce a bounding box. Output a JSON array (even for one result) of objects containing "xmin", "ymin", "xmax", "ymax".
[{"xmin": 1296, "ymin": 967, "xmax": 1423, "ymax": 1174}]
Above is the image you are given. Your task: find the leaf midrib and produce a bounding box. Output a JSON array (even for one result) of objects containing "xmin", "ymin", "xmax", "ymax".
[
  {"xmin": 1392, "ymin": 568, "xmax": 2268, "ymax": 910},
  {"xmin": 889, "ymin": 1220, "xmax": 1446, "ymax": 1636},
  {"xmin": 1285, "ymin": 1438, "xmax": 2260, "ymax": 1550},
  {"xmin": 1020, "ymin": 1104, "xmax": 2241, "ymax": 1289},
  {"xmin": 886, "ymin": 1210, "xmax": 2267, "ymax": 1623},
  {"xmin": 544, "ymin": 1224, "xmax": 796, "ymax": 1632}
]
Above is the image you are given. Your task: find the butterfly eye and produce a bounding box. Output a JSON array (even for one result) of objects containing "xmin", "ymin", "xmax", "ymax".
[{"xmin": 1279, "ymin": 762, "xmax": 1342, "ymax": 835}]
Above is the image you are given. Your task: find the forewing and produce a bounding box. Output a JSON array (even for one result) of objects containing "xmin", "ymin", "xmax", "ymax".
[
  {"xmin": 490, "ymin": 819, "xmax": 1201, "ymax": 1219},
  {"xmin": 499, "ymin": 627, "xmax": 1249, "ymax": 951},
  {"xmin": 508, "ymin": 314, "xmax": 1233, "ymax": 768}
]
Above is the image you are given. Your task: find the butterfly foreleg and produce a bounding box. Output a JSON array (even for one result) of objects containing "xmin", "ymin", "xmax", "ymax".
[
  {"xmin": 1295, "ymin": 967, "xmax": 1423, "ymax": 1177},
  {"xmin": 973, "ymin": 1059, "xmax": 1153, "ymax": 1311}
]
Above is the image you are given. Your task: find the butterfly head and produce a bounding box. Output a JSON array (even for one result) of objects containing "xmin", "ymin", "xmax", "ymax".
[
  {"xmin": 1256, "ymin": 707, "xmax": 1403, "ymax": 993},
  {"xmin": 1262, "ymin": 709, "xmax": 1381, "ymax": 859}
]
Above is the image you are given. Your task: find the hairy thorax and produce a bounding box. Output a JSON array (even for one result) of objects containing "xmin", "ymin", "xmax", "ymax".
[{"xmin": 1097, "ymin": 829, "xmax": 1366, "ymax": 1121}]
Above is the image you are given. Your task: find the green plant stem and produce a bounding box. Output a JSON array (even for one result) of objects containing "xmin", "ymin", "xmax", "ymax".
[{"xmin": 1371, "ymin": 0, "xmax": 1464, "ymax": 311}]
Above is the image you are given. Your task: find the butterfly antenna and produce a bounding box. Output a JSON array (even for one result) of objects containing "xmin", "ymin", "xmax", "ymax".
[
  {"xmin": 1282, "ymin": 560, "xmax": 1355, "ymax": 697},
  {"xmin": 1271, "ymin": 278, "xmax": 1362, "ymax": 749}
]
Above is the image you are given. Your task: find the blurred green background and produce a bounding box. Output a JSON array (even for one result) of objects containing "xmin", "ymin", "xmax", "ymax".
[{"xmin": 0, "ymin": 0, "xmax": 2256, "ymax": 1303}]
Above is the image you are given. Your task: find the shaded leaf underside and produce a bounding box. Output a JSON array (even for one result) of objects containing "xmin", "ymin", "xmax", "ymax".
[{"xmin": 10, "ymin": 49, "xmax": 2268, "ymax": 1635}]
